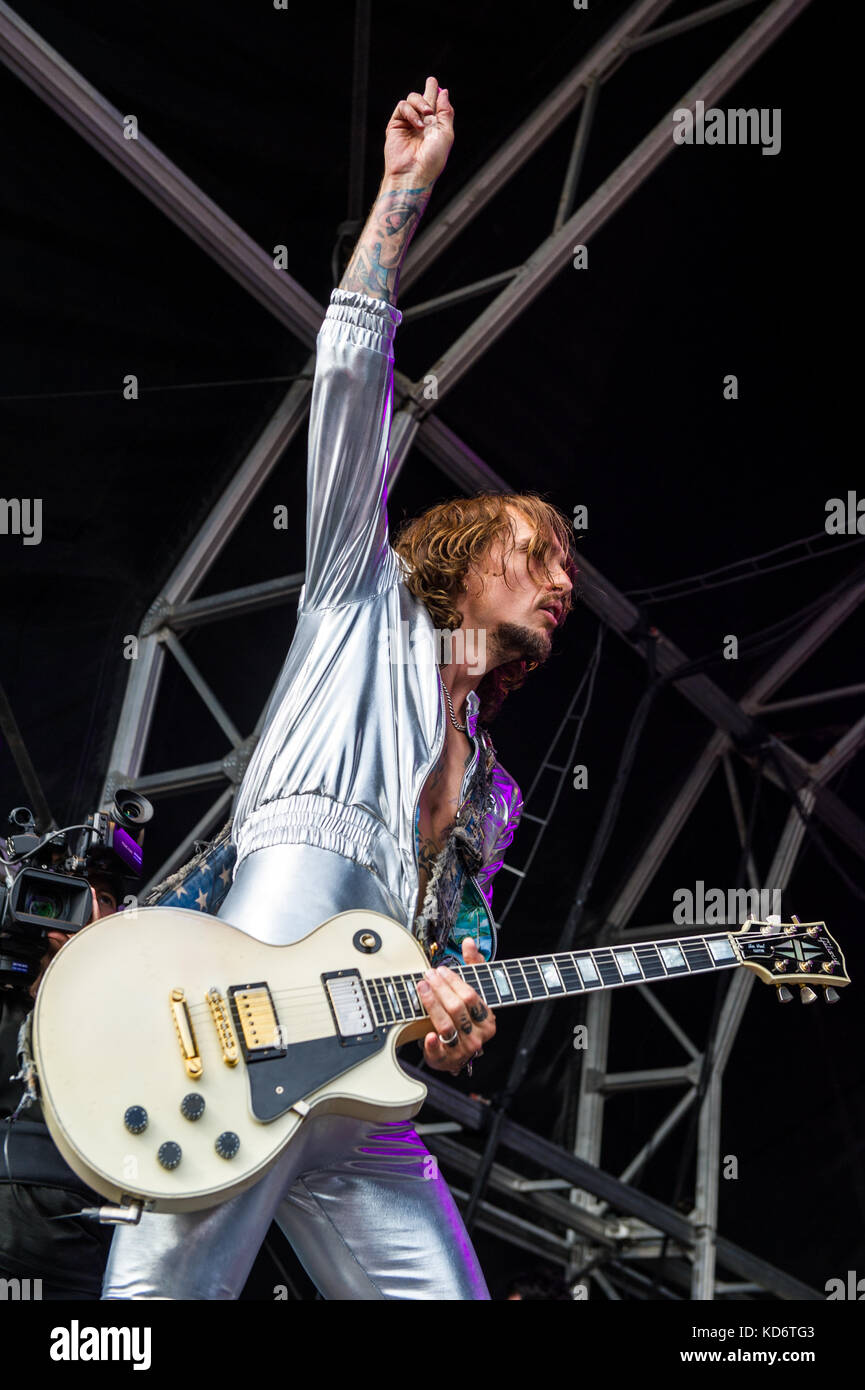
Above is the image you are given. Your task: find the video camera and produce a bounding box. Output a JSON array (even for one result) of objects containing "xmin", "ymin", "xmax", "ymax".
[{"xmin": 0, "ymin": 789, "xmax": 154, "ymax": 990}]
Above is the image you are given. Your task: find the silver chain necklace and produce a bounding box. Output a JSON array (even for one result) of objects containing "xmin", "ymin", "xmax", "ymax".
[{"xmin": 440, "ymin": 676, "xmax": 467, "ymax": 733}]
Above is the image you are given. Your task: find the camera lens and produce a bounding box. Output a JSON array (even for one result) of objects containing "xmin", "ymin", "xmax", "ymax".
[{"xmin": 24, "ymin": 891, "xmax": 62, "ymax": 919}]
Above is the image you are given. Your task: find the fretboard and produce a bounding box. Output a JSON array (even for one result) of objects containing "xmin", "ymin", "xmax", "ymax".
[{"xmin": 363, "ymin": 932, "xmax": 741, "ymax": 1029}]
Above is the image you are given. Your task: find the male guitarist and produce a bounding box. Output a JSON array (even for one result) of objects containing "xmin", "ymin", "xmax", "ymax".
[{"xmin": 103, "ymin": 75, "xmax": 576, "ymax": 1300}]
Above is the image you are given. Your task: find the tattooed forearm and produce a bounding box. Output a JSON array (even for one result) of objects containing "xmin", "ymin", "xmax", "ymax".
[{"xmin": 340, "ymin": 182, "xmax": 433, "ymax": 305}]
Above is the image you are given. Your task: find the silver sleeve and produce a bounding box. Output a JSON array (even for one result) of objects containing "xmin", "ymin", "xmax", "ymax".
[{"xmin": 302, "ymin": 288, "xmax": 403, "ymax": 612}]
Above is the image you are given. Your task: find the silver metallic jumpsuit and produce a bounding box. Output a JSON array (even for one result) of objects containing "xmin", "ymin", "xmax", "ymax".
[{"xmin": 102, "ymin": 290, "xmax": 523, "ymax": 1300}]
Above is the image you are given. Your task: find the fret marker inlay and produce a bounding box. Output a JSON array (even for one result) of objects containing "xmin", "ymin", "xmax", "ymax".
[
  {"xmin": 491, "ymin": 966, "xmax": 512, "ymax": 1000},
  {"xmin": 575, "ymin": 956, "xmax": 600, "ymax": 985},
  {"xmin": 708, "ymin": 938, "xmax": 735, "ymax": 963},
  {"xmin": 614, "ymin": 949, "xmax": 641, "ymax": 977},
  {"xmin": 540, "ymin": 960, "xmax": 562, "ymax": 991}
]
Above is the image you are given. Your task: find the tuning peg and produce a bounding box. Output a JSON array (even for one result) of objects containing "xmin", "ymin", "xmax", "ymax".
[
  {"xmin": 823, "ymin": 987, "xmax": 840, "ymax": 1004},
  {"xmin": 800, "ymin": 986, "xmax": 818, "ymax": 1004},
  {"xmin": 776, "ymin": 986, "xmax": 793, "ymax": 1003}
]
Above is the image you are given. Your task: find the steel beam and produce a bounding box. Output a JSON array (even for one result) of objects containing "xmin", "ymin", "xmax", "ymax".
[
  {"xmin": 755, "ymin": 681, "xmax": 865, "ymax": 714},
  {"xmin": 553, "ymin": 75, "xmax": 600, "ymax": 232},
  {"xmin": 426, "ymin": 1133, "xmax": 622, "ymax": 1246},
  {"xmin": 691, "ymin": 1072, "xmax": 723, "ymax": 1299},
  {"xmin": 813, "ymin": 710, "xmax": 865, "ymax": 784},
  {"xmin": 446, "ymin": 1185, "xmax": 572, "ymax": 1266},
  {"xmin": 396, "ymin": 0, "xmax": 813, "ymax": 418},
  {"xmin": 0, "ymin": 2, "xmax": 321, "ymax": 343},
  {"xmin": 617, "ymin": 1089, "xmax": 698, "ymax": 1188},
  {"xmin": 399, "ymin": 0, "xmax": 679, "ymax": 290},
  {"xmin": 624, "ymin": 0, "xmax": 761, "ymax": 52},
  {"xmin": 741, "ymin": 569, "xmax": 865, "ymax": 712},
  {"xmin": 124, "ymin": 760, "xmax": 227, "ymax": 798},
  {"xmin": 636, "ymin": 983, "xmax": 701, "ymax": 1060},
  {"xmin": 399, "ymin": 269, "xmax": 520, "ymax": 324},
  {"xmin": 599, "ymin": 1064, "xmax": 699, "ymax": 1093},
  {"xmin": 161, "ymin": 631, "xmax": 242, "ymax": 748},
  {"xmin": 722, "ymin": 752, "xmax": 762, "ymax": 889},
  {"xmin": 569, "ymin": 990, "xmax": 611, "ymax": 1281},
  {"xmin": 152, "ymin": 574, "xmax": 305, "ymax": 634},
  {"xmin": 409, "ymin": 1066, "xmax": 821, "ymax": 1298}
]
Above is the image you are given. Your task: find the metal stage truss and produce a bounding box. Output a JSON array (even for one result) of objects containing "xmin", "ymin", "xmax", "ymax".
[{"xmin": 2, "ymin": 0, "xmax": 855, "ymax": 1299}]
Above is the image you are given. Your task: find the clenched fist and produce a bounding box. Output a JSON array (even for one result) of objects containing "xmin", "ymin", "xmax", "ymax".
[{"xmin": 384, "ymin": 75, "xmax": 454, "ymax": 185}]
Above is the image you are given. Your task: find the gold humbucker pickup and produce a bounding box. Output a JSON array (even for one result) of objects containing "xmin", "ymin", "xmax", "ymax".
[
  {"xmin": 169, "ymin": 987, "xmax": 202, "ymax": 1080},
  {"xmin": 206, "ymin": 987, "xmax": 239, "ymax": 1067},
  {"xmin": 228, "ymin": 982, "xmax": 285, "ymax": 1063}
]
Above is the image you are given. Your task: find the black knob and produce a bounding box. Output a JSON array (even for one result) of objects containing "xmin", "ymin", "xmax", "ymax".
[
  {"xmin": 180, "ymin": 1092, "xmax": 206, "ymax": 1121},
  {"xmin": 124, "ymin": 1105, "xmax": 148, "ymax": 1134},
  {"xmin": 157, "ymin": 1141, "xmax": 182, "ymax": 1170},
  {"xmin": 215, "ymin": 1131, "xmax": 240, "ymax": 1160}
]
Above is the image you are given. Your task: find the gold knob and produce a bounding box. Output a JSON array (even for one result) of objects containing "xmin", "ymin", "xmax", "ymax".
[
  {"xmin": 775, "ymin": 960, "xmax": 787, "ymax": 972},
  {"xmin": 822, "ymin": 961, "xmax": 835, "ymax": 973},
  {"xmin": 798, "ymin": 962, "xmax": 810, "ymax": 973}
]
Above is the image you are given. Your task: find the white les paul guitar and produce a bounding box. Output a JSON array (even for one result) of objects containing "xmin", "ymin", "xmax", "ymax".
[{"xmin": 30, "ymin": 906, "xmax": 849, "ymax": 1215}]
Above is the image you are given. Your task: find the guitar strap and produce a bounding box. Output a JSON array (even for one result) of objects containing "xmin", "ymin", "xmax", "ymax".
[
  {"xmin": 413, "ymin": 728, "xmax": 497, "ymax": 961},
  {"xmin": 144, "ymin": 819, "xmax": 236, "ymax": 913}
]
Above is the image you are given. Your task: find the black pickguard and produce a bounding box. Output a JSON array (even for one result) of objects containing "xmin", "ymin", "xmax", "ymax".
[{"xmin": 246, "ymin": 1033, "xmax": 388, "ymax": 1121}]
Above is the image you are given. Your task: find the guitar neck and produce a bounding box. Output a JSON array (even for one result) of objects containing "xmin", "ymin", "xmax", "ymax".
[{"xmin": 365, "ymin": 931, "xmax": 743, "ymax": 1027}]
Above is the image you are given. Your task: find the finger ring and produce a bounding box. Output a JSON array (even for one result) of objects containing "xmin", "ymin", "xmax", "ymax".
[
  {"xmin": 438, "ymin": 1028, "xmax": 460, "ymax": 1047},
  {"xmin": 465, "ymin": 1048, "xmax": 483, "ymax": 1077}
]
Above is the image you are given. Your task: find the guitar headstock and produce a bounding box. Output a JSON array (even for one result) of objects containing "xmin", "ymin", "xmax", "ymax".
[{"xmin": 732, "ymin": 918, "xmax": 850, "ymax": 1003}]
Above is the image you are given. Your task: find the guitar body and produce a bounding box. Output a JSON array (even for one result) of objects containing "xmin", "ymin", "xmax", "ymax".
[{"xmin": 32, "ymin": 906, "xmax": 431, "ymax": 1212}]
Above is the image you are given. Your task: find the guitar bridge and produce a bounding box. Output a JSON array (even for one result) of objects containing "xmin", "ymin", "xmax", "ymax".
[
  {"xmin": 169, "ymin": 988, "xmax": 202, "ymax": 1080},
  {"xmin": 228, "ymin": 983, "xmax": 285, "ymax": 1063},
  {"xmin": 206, "ymin": 987, "xmax": 239, "ymax": 1067}
]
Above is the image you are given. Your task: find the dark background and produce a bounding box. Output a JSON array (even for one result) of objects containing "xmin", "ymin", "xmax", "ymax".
[{"xmin": 1, "ymin": 0, "xmax": 860, "ymax": 1299}]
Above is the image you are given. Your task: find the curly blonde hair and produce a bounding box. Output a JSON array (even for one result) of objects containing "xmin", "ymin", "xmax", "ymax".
[{"xmin": 392, "ymin": 492, "xmax": 578, "ymax": 724}]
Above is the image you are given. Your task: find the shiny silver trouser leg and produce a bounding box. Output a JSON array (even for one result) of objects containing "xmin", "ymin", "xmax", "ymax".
[{"xmin": 102, "ymin": 844, "xmax": 488, "ymax": 1300}]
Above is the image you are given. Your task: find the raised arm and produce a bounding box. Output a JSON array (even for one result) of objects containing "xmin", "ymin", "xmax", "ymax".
[
  {"xmin": 340, "ymin": 77, "xmax": 454, "ymax": 306},
  {"xmin": 301, "ymin": 77, "xmax": 454, "ymax": 612}
]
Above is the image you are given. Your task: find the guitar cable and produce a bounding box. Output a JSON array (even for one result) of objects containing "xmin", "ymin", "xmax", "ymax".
[{"xmin": 2, "ymin": 1090, "xmax": 39, "ymax": 1220}]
